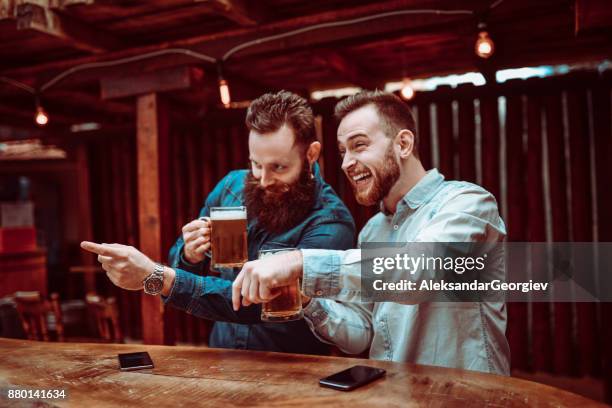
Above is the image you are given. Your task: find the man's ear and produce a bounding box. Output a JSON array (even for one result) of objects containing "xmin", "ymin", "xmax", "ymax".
[
  {"xmin": 395, "ymin": 130, "xmax": 415, "ymax": 159},
  {"xmin": 306, "ymin": 141, "xmax": 322, "ymax": 165}
]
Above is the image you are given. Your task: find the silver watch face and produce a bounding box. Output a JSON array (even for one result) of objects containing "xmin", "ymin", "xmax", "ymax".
[{"xmin": 144, "ymin": 275, "xmax": 163, "ymax": 294}]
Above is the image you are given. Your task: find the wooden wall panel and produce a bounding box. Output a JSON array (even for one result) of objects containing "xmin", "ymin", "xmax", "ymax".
[
  {"xmin": 591, "ymin": 76, "xmax": 612, "ymax": 402},
  {"xmin": 456, "ymin": 84, "xmax": 476, "ymax": 183},
  {"xmin": 480, "ymin": 95, "xmax": 500, "ymax": 200},
  {"xmin": 566, "ymin": 77, "xmax": 597, "ymax": 377},
  {"xmin": 88, "ymin": 134, "xmax": 142, "ymax": 340},
  {"xmin": 317, "ymin": 100, "xmax": 340, "ymax": 190},
  {"xmin": 505, "ymin": 90, "xmax": 529, "ymax": 371},
  {"xmin": 435, "ymin": 98, "xmax": 454, "ymax": 179},
  {"xmin": 416, "ymin": 103, "xmax": 433, "ymax": 171},
  {"xmin": 543, "ymin": 90, "xmax": 574, "ymax": 376},
  {"xmin": 525, "ymin": 88, "xmax": 553, "ymax": 373}
]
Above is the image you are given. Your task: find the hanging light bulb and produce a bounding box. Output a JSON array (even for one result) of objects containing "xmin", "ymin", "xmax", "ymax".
[
  {"xmin": 217, "ymin": 63, "xmax": 231, "ymax": 107},
  {"xmin": 34, "ymin": 96, "xmax": 48, "ymax": 126},
  {"xmin": 400, "ymin": 79, "xmax": 415, "ymax": 100},
  {"xmin": 475, "ymin": 23, "xmax": 495, "ymax": 59},
  {"xmin": 219, "ymin": 79, "xmax": 231, "ymax": 107},
  {"xmin": 35, "ymin": 106, "xmax": 48, "ymax": 126}
]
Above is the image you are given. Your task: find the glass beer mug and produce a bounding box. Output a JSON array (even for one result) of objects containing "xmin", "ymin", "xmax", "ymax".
[
  {"xmin": 209, "ymin": 206, "xmax": 248, "ymax": 269},
  {"xmin": 259, "ymin": 248, "xmax": 303, "ymax": 322}
]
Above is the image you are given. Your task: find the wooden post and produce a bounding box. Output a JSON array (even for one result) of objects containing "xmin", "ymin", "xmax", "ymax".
[
  {"xmin": 136, "ymin": 93, "xmax": 174, "ymax": 345},
  {"xmin": 101, "ymin": 68, "xmax": 194, "ymax": 344}
]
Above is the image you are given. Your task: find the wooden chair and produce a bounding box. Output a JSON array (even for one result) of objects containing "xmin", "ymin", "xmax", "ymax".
[
  {"xmin": 85, "ymin": 292, "xmax": 123, "ymax": 343},
  {"xmin": 14, "ymin": 291, "xmax": 64, "ymax": 342}
]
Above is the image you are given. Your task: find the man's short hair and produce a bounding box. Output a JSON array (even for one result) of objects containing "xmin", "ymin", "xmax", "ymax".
[
  {"xmin": 246, "ymin": 90, "xmax": 316, "ymax": 152},
  {"xmin": 334, "ymin": 91, "xmax": 419, "ymax": 158}
]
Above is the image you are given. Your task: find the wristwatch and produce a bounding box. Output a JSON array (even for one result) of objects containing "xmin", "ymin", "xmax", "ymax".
[{"xmin": 143, "ymin": 263, "xmax": 165, "ymax": 295}]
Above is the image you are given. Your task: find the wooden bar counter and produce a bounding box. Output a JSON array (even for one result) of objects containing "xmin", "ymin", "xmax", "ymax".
[{"xmin": 0, "ymin": 338, "xmax": 605, "ymax": 407}]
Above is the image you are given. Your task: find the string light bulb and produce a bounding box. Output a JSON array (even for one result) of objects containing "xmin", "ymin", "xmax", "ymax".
[
  {"xmin": 34, "ymin": 96, "xmax": 49, "ymax": 126},
  {"xmin": 217, "ymin": 63, "xmax": 231, "ymax": 107},
  {"xmin": 475, "ymin": 23, "xmax": 494, "ymax": 59},
  {"xmin": 400, "ymin": 79, "xmax": 415, "ymax": 100}
]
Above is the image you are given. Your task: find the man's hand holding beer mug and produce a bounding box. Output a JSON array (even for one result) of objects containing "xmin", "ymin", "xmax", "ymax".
[
  {"xmin": 232, "ymin": 250, "xmax": 309, "ymax": 319},
  {"xmin": 181, "ymin": 217, "xmax": 211, "ymax": 264}
]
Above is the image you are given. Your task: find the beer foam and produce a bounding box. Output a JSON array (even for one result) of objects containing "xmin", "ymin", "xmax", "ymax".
[{"xmin": 210, "ymin": 210, "xmax": 247, "ymax": 220}]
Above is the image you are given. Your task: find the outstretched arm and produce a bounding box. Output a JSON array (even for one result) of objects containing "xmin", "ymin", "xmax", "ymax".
[{"xmin": 80, "ymin": 240, "xmax": 263, "ymax": 324}]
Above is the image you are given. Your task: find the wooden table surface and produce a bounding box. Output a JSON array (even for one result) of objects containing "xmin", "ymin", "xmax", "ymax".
[{"xmin": 0, "ymin": 338, "xmax": 605, "ymax": 407}]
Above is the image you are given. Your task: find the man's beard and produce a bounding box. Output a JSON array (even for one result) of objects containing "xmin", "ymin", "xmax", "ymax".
[
  {"xmin": 244, "ymin": 161, "xmax": 316, "ymax": 234},
  {"xmin": 351, "ymin": 142, "xmax": 400, "ymax": 206}
]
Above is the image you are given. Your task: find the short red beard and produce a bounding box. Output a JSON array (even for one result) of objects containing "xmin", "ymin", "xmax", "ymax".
[
  {"xmin": 244, "ymin": 162, "xmax": 316, "ymax": 233},
  {"xmin": 350, "ymin": 142, "xmax": 400, "ymax": 206}
]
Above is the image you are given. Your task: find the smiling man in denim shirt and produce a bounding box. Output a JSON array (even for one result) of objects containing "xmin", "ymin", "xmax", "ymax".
[
  {"xmin": 81, "ymin": 91, "xmax": 355, "ymax": 355},
  {"xmin": 232, "ymin": 91, "xmax": 510, "ymax": 374}
]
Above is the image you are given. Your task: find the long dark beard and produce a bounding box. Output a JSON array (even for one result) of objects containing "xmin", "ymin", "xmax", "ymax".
[
  {"xmin": 244, "ymin": 162, "xmax": 316, "ymax": 234},
  {"xmin": 353, "ymin": 142, "xmax": 400, "ymax": 206}
]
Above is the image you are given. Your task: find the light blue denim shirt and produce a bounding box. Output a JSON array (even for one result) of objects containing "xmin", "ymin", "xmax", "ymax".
[{"xmin": 300, "ymin": 169, "xmax": 511, "ymax": 375}]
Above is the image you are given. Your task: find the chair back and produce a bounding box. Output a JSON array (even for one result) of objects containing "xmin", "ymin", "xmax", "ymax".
[
  {"xmin": 85, "ymin": 292, "xmax": 123, "ymax": 343},
  {"xmin": 14, "ymin": 291, "xmax": 64, "ymax": 341}
]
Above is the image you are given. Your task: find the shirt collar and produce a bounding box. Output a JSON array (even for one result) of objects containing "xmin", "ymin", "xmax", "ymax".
[{"xmin": 379, "ymin": 168, "xmax": 445, "ymax": 214}]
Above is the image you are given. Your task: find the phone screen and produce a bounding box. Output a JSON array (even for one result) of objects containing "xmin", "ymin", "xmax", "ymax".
[
  {"xmin": 117, "ymin": 352, "xmax": 154, "ymax": 371},
  {"xmin": 319, "ymin": 365, "xmax": 386, "ymax": 391}
]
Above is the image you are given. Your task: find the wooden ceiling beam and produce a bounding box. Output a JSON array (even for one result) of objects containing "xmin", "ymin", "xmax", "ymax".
[
  {"xmin": 1, "ymin": 0, "xmax": 450, "ymax": 82},
  {"xmin": 312, "ymin": 50, "xmax": 384, "ymax": 90},
  {"xmin": 3, "ymin": 0, "xmax": 602, "ymax": 93},
  {"xmin": 47, "ymin": 90, "xmax": 134, "ymax": 114},
  {"xmin": 100, "ymin": 66, "xmax": 204, "ymax": 99},
  {"xmin": 198, "ymin": 0, "xmax": 267, "ymax": 27},
  {"xmin": 15, "ymin": 1, "xmax": 123, "ymax": 53}
]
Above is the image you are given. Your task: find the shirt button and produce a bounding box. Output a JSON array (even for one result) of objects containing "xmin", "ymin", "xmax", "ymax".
[
  {"xmin": 393, "ymin": 225, "xmax": 399, "ymax": 230},
  {"xmin": 315, "ymin": 290, "xmax": 323, "ymax": 296}
]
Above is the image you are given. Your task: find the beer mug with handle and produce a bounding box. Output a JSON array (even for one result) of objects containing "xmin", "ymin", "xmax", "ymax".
[
  {"xmin": 209, "ymin": 206, "xmax": 248, "ymax": 268},
  {"xmin": 259, "ymin": 248, "xmax": 303, "ymax": 322}
]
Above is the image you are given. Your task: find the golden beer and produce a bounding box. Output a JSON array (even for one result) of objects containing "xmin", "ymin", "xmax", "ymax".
[
  {"xmin": 210, "ymin": 206, "xmax": 248, "ymax": 268},
  {"xmin": 259, "ymin": 248, "xmax": 303, "ymax": 322}
]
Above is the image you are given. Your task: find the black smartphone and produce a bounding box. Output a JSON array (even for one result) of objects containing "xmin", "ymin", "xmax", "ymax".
[
  {"xmin": 117, "ymin": 352, "xmax": 154, "ymax": 371},
  {"xmin": 319, "ymin": 365, "xmax": 386, "ymax": 391}
]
